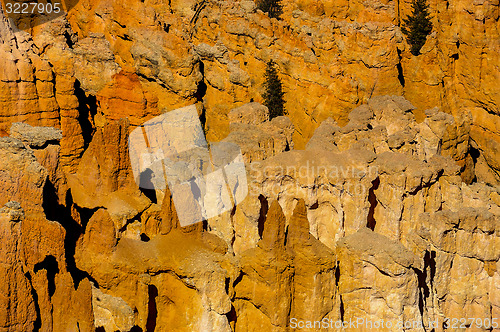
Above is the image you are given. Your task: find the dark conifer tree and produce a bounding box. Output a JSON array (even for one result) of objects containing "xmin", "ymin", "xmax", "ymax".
[
  {"xmin": 257, "ymin": 0, "xmax": 283, "ymax": 19},
  {"xmin": 401, "ymin": 0, "xmax": 433, "ymax": 56},
  {"xmin": 263, "ymin": 60, "xmax": 286, "ymax": 119}
]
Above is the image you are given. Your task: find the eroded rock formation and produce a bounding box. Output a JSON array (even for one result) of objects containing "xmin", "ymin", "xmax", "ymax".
[
  {"xmin": 1, "ymin": 92, "xmax": 498, "ymax": 331},
  {"xmin": 0, "ymin": 0, "xmax": 499, "ymax": 331}
]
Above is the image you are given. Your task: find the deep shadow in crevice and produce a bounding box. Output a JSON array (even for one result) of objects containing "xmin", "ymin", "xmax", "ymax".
[
  {"xmin": 285, "ymin": 140, "xmax": 291, "ymax": 151},
  {"xmin": 63, "ymin": 31, "xmax": 75, "ymax": 48},
  {"xmin": 160, "ymin": 21, "xmax": 170, "ymax": 33},
  {"xmin": 146, "ymin": 285, "xmax": 158, "ymax": 332},
  {"xmin": 200, "ymin": 104, "xmax": 208, "ymax": 138},
  {"xmin": 283, "ymin": 224, "xmax": 289, "ymax": 247},
  {"xmin": 42, "ymin": 180, "xmax": 61, "ymax": 222},
  {"xmin": 195, "ymin": 61, "xmax": 207, "ymax": 103},
  {"xmin": 226, "ymin": 305, "xmax": 237, "ymax": 326},
  {"xmin": 425, "ymin": 250, "xmax": 436, "ymax": 290},
  {"xmin": 33, "ymin": 255, "xmax": 59, "ymax": 298},
  {"xmin": 257, "ymin": 195, "xmax": 269, "ymax": 239},
  {"xmin": 95, "ymin": 327, "xmax": 105, "ymax": 332},
  {"xmin": 197, "ymin": 61, "xmax": 208, "ymax": 136},
  {"xmin": 451, "ymin": 41, "xmax": 461, "ymax": 60},
  {"xmin": 130, "ymin": 326, "xmax": 143, "ymax": 332},
  {"xmin": 44, "ymin": 183, "xmax": 99, "ymax": 289},
  {"xmin": 366, "ymin": 177, "xmax": 380, "ymax": 231},
  {"xmin": 396, "ymin": 49, "xmax": 405, "ymax": 87},
  {"xmin": 24, "ymin": 272, "xmax": 42, "ymax": 332},
  {"xmin": 74, "ymin": 80, "xmax": 97, "ymax": 150},
  {"xmin": 408, "ymin": 170, "xmax": 441, "ymax": 196},
  {"xmin": 334, "ymin": 263, "xmax": 340, "ymax": 287},
  {"xmin": 233, "ymin": 272, "xmax": 243, "ymax": 288},
  {"xmin": 414, "ymin": 267, "xmax": 427, "ymax": 317},
  {"xmin": 66, "ymin": 197, "xmax": 99, "ymax": 288},
  {"xmin": 469, "ymin": 145, "xmax": 480, "ymax": 183},
  {"xmin": 339, "ymin": 295, "xmax": 345, "ymax": 322},
  {"xmin": 470, "ymin": 145, "xmax": 480, "ymax": 164},
  {"xmin": 413, "ymin": 250, "xmax": 436, "ymax": 319}
]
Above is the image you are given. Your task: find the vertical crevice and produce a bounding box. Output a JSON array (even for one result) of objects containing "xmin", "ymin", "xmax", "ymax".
[
  {"xmin": 195, "ymin": 61, "xmax": 207, "ymax": 103},
  {"xmin": 74, "ymin": 80, "xmax": 97, "ymax": 150},
  {"xmin": 339, "ymin": 295, "xmax": 345, "ymax": 322},
  {"xmin": 396, "ymin": 49, "xmax": 405, "ymax": 87},
  {"xmin": 230, "ymin": 205, "xmax": 237, "ymax": 247},
  {"xmin": 146, "ymin": 285, "xmax": 158, "ymax": 332},
  {"xmin": 283, "ymin": 224, "xmax": 289, "ymax": 247},
  {"xmin": 427, "ymin": 250, "xmax": 436, "ymax": 289},
  {"xmin": 197, "ymin": 61, "xmax": 208, "ymax": 137},
  {"xmin": 24, "ymin": 272, "xmax": 42, "ymax": 332},
  {"xmin": 257, "ymin": 195, "xmax": 269, "ymax": 239},
  {"xmin": 469, "ymin": 145, "xmax": 480, "ymax": 184},
  {"xmin": 413, "ymin": 250, "xmax": 436, "ymax": 323},
  {"xmin": 42, "ymin": 180, "xmax": 61, "ymax": 222},
  {"xmin": 226, "ymin": 305, "xmax": 237, "ymax": 327},
  {"xmin": 335, "ymin": 262, "xmax": 340, "ymax": 287},
  {"xmin": 366, "ymin": 177, "xmax": 380, "ymax": 231},
  {"xmin": 335, "ymin": 261, "xmax": 344, "ymax": 322}
]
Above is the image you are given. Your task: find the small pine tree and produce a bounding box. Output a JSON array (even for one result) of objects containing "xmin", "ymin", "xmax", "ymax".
[
  {"xmin": 263, "ymin": 60, "xmax": 286, "ymax": 119},
  {"xmin": 257, "ymin": 0, "xmax": 283, "ymax": 19},
  {"xmin": 401, "ymin": 0, "xmax": 433, "ymax": 56}
]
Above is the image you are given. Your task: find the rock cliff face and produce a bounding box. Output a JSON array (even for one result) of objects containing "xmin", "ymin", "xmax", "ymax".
[
  {"xmin": 2, "ymin": 0, "xmax": 498, "ymax": 181},
  {"xmin": 0, "ymin": 0, "xmax": 499, "ymax": 331},
  {"xmin": 1, "ymin": 94, "xmax": 498, "ymax": 331}
]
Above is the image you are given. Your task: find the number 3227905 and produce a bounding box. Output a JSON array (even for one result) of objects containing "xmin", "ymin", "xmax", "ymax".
[
  {"xmin": 5, "ymin": 2, "xmax": 62, "ymax": 14},
  {"xmin": 443, "ymin": 317, "xmax": 498, "ymax": 329}
]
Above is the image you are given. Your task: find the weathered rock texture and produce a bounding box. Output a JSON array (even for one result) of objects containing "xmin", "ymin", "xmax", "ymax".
[
  {"xmin": 3, "ymin": 0, "xmax": 497, "ymax": 181},
  {"xmin": 0, "ymin": 0, "xmax": 499, "ymax": 330},
  {"xmin": 2, "ymin": 92, "xmax": 497, "ymax": 331}
]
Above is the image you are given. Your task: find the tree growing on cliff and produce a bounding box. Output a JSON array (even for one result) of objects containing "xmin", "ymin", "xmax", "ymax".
[
  {"xmin": 263, "ymin": 60, "xmax": 286, "ymax": 119},
  {"xmin": 256, "ymin": 0, "xmax": 283, "ymax": 19},
  {"xmin": 401, "ymin": 0, "xmax": 433, "ymax": 56}
]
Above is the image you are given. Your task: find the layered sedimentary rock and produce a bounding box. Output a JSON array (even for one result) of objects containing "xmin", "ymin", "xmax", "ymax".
[
  {"xmin": 5, "ymin": 0, "xmax": 495, "ymax": 180},
  {"xmin": 0, "ymin": 94, "xmax": 499, "ymax": 331},
  {"xmin": 1, "ymin": 0, "xmax": 499, "ymax": 179}
]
